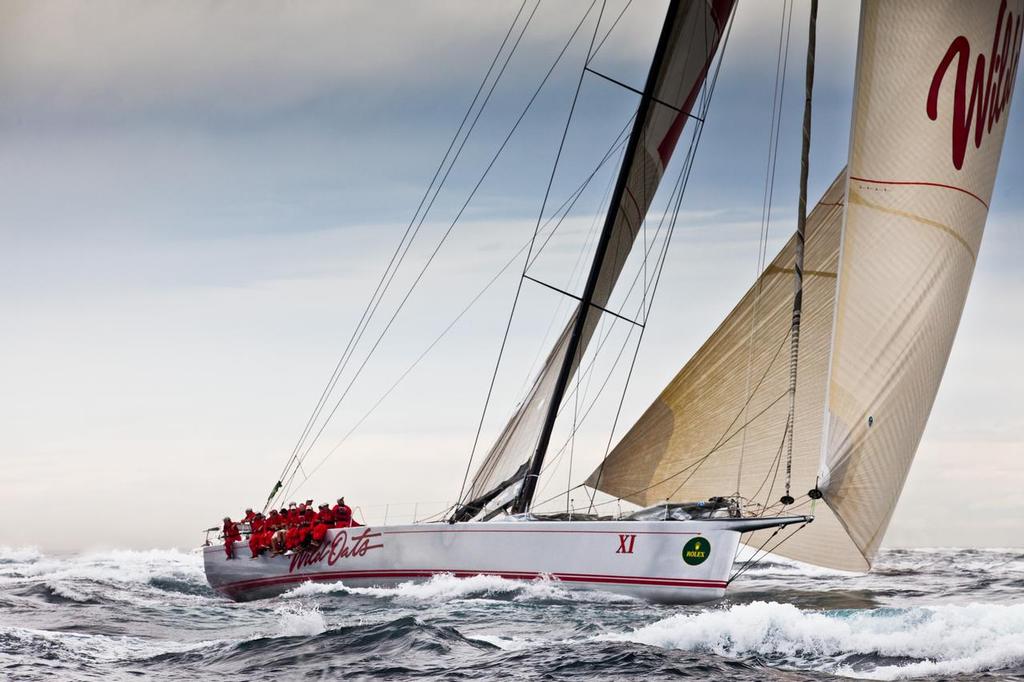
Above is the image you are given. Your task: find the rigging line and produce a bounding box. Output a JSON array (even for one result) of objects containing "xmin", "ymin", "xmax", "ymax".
[
  {"xmin": 522, "ymin": 276, "xmax": 644, "ymax": 327},
  {"xmin": 533, "ymin": 482, "xmax": 588, "ymax": 512},
  {"xmin": 567, "ymin": 324, "xmax": 581, "ymax": 514},
  {"xmin": 516, "ymin": 119, "xmax": 630, "ymax": 397},
  {"xmin": 455, "ymin": 0, "xmax": 607, "ymax": 510},
  {"xmin": 582, "ymin": 68, "xmax": 705, "ymax": 121},
  {"xmin": 745, "ymin": 417, "xmax": 790, "ymax": 510},
  {"xmin": 267, "ymin": 0, "xmax": 532, "ymax": 506},
  {"xmin": 516, "ymin": 139, "xmax": 624, "ymax": 400},
  {"xmin": 527, "ymin": 115, "xmax": 634, "ymax": 271},
  {"xmin": 285, "ymin": 0, "xmax": 599, "ymax": 496},
  {"xmin": 274, "ymin": 0, "xmax": 541, "ymax": 509},
  {"xmin": 534, "ymin": 135, "xmax": 692, "ymax": 496},
  {"xmin": 782, "ymin": 0, "xmax": 817, "ymax": 504},
  {"xmin": 597, "ymin": 303, "xmax": 787, "ymax": 507},
  {"xmin": 729, "ymin": 521, "xmax": 809, "ymax": 585},
  {"xmin": 534, "ymin": 172, "xmax": 683, "ymax": 497},
  {"xmin": 587, "ymin": 6, "xmax": 739, "ymax": 510},
  {"xmin": 588, "ymin": 0, "xmax": 633, "ymax": 64},
  {"xmin": 736, "ymin": 0, "xmax": 794, "ymax": 501},
  {"xmin": 299, "ymin": 132, "xmax": 634, "ymax": 488},
  {"xmin": 284, "ymin": 0, "xmax": 542, "ymax": 467},
  {"xmin": 729, "ymin": 526, "xmax": 783, "ymax": 582},
  {"xmin": 602, "ymin": 386, "xmax": 788, "ymax": 506}
]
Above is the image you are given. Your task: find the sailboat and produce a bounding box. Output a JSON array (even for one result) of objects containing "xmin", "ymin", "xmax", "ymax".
[{"xmin": 204, "ymin": 0, "xmax": 1022, "ymax": 603}]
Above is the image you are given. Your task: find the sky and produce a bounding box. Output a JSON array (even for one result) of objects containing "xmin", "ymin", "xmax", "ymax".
[{"xmin": 1, "ymin": 0, "xmax": 1021, "ymax": 553}]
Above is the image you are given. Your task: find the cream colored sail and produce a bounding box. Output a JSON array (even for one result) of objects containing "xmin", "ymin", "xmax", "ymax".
[
  {"xmin": 588, "ymin": 0, "xmax": 1021, "ymax": 571},
  {"xmin": 819, "ymin": 0, "xmax": 1022, "ymax": 565},
  {"xmin": 585, "ymin": 171, "xmax": 868, "ymax": 570}
]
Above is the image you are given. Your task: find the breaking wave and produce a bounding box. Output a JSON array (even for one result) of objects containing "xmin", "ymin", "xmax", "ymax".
[{"xmin": 601, "ymin": 600, "xmax": 1024, "ymax": 679}]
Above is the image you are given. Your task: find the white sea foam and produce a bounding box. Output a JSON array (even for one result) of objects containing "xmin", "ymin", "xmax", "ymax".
[
  {"xmin": 0, "ymin": 546, "xmax": 43, "ymax": 564},
  {"xmin": 599, "ymin": 601, "xmax": 1024, "ymax": 679},
  {"xmin": 271, "ymin": 603, "xmax": 327, "ymax": 638},
  {"xmin": 281, "ymin": 573, "xmax": 637, "ymax": 605}
]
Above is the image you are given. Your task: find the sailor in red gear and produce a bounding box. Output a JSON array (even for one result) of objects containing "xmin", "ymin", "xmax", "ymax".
[
  {"xmin": 242, "ymin": 508, "xmax": 256, "ymax": 524},
  {"xmin": 316, "ymin": 504, "xmax": 335, "ymax": 526},
  {"xmin": 297, "ymin": 522, "xmax": 312, "ymax": 549},
  {"xmin": 332, "ymin": 497, "xmax": 353, "ymax": 527},
  {"xmin": 278, "ymin": 508, "xmax": 290, "ymax": 528},
  {"xmin": 287, "ymin": 503, "xmax": 301, "ymax": 526},
  {"xmin": 222, "ymin": 517, "xmax": 242, "ymax": 559},
  {"xmin": 250, "ymin": 513, "xmax": 265, "ymax": 534},
  {"xmin": 284, "ymin": 524, "xmax": 301, "ymax": 552},
  {"xmin": 310, "ymin": 523, "xmax": 328, "ymax": 546},
  {"xmin": 266, "ymin": 510, "xmax": 280, "ymax": 530},
  {"xmin": 248, "ymin": 527, "xmax": 264, "ymax": 558}
]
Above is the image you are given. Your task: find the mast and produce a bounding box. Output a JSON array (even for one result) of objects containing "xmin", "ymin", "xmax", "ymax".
[
  {"xmin": 781, "ymin": 0, "xmax": 817, "ymax": 506},
  {"xmin": 511, "ymin": 1, "xmax": 684, "ymax": 515}
]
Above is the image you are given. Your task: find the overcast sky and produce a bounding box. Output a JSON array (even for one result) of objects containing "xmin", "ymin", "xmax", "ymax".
[{"xmin": 1, "ymin": 0, "xmax": 1021, "ymax": 553}]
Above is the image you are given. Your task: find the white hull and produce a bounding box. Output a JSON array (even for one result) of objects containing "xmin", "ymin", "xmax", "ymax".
[{"xmin": 203, "ymin": 517, "xmax": 806, "ymax": 604}]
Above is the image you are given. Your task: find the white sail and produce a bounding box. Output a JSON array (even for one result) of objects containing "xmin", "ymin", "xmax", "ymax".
[
  {"xmin": 460, "ymin": 0, "xmax": 736, "ymax": 509},
  {"xmin": 819, "ymin": 0, "xmax": 1022, "ymax": 565},
  {"xmin": 589, "ymin": 0, "xmax": 1021, "ymax": 571}
]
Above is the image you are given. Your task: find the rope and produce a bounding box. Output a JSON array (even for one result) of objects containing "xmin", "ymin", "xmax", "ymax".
[
  {"xmin": 728, "ymin": 521, "xmax": 810, "ymax": 585},
  {"xmin": 265, "ymin": 0, "xmax": 535, "ymax": 511},
  {"xmin": 736, "ymin": 0, "xmax": 795, "ymax": 504},
  {"xmin": 279, "ymin": 0, "xmax": 601, "ymax": 506},
  {"xmin": 455, "ymin": 0, "xmax": 606, "ymax": 510}
]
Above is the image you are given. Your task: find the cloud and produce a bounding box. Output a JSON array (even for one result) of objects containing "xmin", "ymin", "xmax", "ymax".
[{"xmin": 0, "ymin": 0, "xmax": 662, "ymax": 122}]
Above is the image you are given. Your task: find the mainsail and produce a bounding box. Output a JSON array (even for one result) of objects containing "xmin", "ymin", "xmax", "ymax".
[
  {"xmin": 457, "ymin": 0, "xmax": 736, "ymax": 514},
  {"xmin": 588, "ymin": 0, "xmax": 1021, "ymax": 570}
]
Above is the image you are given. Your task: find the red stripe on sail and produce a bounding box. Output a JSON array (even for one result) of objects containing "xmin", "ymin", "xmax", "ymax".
[
  {"xmin": 849, "ymin": 175, "xmax": 989, "ymax": 209},
  {"xmin": 656, "ymin": 0, "xmax": 734, "ymax": 165}
]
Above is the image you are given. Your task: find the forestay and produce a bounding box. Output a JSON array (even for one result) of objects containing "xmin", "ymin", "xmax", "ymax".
[{"xmin": 459, "ymin": 0, "xmax": 736, "ymax": 512}]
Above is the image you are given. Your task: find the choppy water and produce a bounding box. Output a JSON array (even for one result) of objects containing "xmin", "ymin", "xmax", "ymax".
[{"xmin": 1, "ymin": 546, "xmax": 1022, "ymax": 681}]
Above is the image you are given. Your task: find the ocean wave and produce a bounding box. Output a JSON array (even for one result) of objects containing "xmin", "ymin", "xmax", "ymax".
[
  {"xmin": 0, "ymin": 623, "xmax": 219, "ymax": 666},
  {"xmin": 0, "ymin": 547, "xmax": 212, "ymax": 606},
  {"xmin": 599, "ymin": 600, "xmax": 1024, "ymax": 679}
]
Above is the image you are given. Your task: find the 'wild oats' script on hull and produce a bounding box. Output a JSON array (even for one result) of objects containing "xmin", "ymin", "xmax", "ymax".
[
  {"xmin": 927, "ymin": 0, "xmax": 1023, "ymax": 170},
  {"xmin": 289, "ymin": 528, "xmax": 384, "ymax": 573}
]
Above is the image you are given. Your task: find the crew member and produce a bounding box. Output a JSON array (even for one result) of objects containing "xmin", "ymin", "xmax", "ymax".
[
  {"xmin": 316, "ymin": 503, "xmax": 335, "ymax": 526},
  {"xmin": 284, "ymin": 523, "xmax": 302, "ymax": 552},
  {"xmin": 242, "ymin": 508, "xmax": 256, "ymax": 524},
  {"xmin": 222, "ymin": 517, "xmax": 242, "ymax": 559},
  {"xmin": 332, "ymin": 497, "xmax": 353, "ymax": 528}
]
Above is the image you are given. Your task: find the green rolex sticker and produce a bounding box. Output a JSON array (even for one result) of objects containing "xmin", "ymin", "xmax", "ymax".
[{"xmin": 682, "ymin": 537, "xmax": 710, "ymax": 565}]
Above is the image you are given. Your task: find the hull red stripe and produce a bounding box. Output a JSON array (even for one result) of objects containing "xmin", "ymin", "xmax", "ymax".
[{"xmin": 216, "ymin": 568, "xmax": 728, "ymax": 595}]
